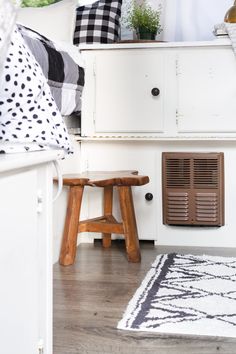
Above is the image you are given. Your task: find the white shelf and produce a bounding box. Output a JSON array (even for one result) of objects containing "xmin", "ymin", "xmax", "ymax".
[
  {"xmin": 79, "ymin": 38, "xmax": 231, "ymax": 51},
  {"xmin": 77, "ymin": 136, "xmax": 236, "ymax": 142}
]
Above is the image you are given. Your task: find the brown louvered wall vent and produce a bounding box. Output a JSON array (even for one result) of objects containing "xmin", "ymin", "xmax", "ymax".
[{"xmin": 162, "ymin": 152, "xmax": 224, "ymax": 226}]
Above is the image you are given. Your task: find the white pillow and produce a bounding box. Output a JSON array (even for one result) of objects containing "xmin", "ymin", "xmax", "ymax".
[
  {"xmin": 77, "ymin": 0, "xmax": 94, "ymax": 4},
  {"xmin": 16, "ymin": 0, "xmax": 77, "ymax": 44},
  {"xmin": 0, "ymin": 0, "xmax": 16, "ymax": 72}
]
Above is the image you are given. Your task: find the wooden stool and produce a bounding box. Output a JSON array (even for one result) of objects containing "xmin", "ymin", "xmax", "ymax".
[{"xmin": 57, "ymin": 170, "xmax": 149, "ymax": 266}]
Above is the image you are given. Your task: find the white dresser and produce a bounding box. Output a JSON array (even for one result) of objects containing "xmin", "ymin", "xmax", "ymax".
[
  {"xmin": 0, "ymin": 150, "xmax": 63, "ymax": 354},
  {"xmin": 81, "ymin": 38, "xmax": 236, "ymax": 138},
  {"xmin": 76, "ymin": 39, "xmax": 236, "ymax": 248}
]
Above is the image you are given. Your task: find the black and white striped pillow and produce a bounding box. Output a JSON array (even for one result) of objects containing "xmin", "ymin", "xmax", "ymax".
[{"xmin": 74, "ymin": 0, "xmax": 122, "ymax": 45}]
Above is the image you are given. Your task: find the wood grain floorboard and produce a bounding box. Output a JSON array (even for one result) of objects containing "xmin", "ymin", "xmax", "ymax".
[{"xmin": 54, "ymin": 241, "xmax": 236, "ymax": 354}]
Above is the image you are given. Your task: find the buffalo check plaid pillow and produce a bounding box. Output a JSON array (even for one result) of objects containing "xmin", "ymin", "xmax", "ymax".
[
  {"xmin": 18, "ymin": 24, "xmax": 85, "ymax": 116},
  {"xmin": 74, "ymin": 0, "xmax": 122, "ymax": 45}
]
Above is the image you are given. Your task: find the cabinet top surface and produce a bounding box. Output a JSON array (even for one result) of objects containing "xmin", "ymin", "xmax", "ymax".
[
  {"xmin": 79, "ymin": 38, "xmax": 231, "ymax": 51},
  {"xmin": 0, "ymin": 150, "xmax": 64, "ymax": 173}
]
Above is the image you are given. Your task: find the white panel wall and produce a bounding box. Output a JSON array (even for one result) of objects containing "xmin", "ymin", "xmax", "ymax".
[
  {"xmin": 80, "ymin": 140, "xmax": 236, "ymax": 248},
  {"xmin": 149, "ymin": 0, "xmax": 232, "ymax": 41}
]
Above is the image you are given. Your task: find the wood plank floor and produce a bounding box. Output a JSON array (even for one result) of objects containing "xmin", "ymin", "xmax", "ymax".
[{"xmin": 54, "ymin": 241, "xmax": 236, "ymax": 354}]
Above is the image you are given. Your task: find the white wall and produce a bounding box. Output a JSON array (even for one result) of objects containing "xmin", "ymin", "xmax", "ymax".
[{"xmin": 149, "ymin": 0, "xmax": 233, "ymax": 41}]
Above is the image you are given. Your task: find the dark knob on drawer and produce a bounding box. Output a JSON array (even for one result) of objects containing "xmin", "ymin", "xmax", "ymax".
[
  {"xmin": 151, "ymin": 87, "xmax": 160, "ymax": 96},
  {"xmin": 145, "ymin": 193, "xmax": 153, "ymax": 201}
]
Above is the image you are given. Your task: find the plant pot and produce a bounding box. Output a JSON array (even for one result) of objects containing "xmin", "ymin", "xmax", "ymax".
[{"xmin": 137, "ymin": 29, "xmax": 156, "ymax": 40}]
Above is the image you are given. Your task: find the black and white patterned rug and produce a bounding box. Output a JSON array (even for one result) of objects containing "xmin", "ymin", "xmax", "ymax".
[{"xmin": 117, "ymin": 253, "xmax": 236, "ymax": 338}]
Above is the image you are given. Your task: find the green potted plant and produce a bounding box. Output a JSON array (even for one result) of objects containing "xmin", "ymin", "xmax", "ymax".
[
  {"xmin": 21, "ymin": 0, "xmax": 57, "ymax": 7},
  {"xmin": 124, "ymin": 1, "xmax": 162, "ymax": 40}
]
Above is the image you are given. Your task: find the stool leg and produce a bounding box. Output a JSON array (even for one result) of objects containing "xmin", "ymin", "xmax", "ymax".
[
  {"xmin": 103, "ymin": 186, "xmax": 113, "ymax": 248},
  {"xmin": 118, "ymin": 186, "xmax": 141, "ymax": 263},
  {"xmin": 59, "ymin": 185, "xmax": 84, "ymax": 266}
]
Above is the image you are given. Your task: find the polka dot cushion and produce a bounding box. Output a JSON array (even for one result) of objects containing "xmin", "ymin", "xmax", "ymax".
[{"xmin": 0, "ymin": 26, "xmax": 72, "ymax": 154}]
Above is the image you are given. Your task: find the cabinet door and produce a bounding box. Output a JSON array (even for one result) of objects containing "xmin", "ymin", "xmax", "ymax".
[
  {"xmin": 177, "ymin": 48, "xmax": 236, "ymax": 133},
  {"xmin": 94, "ymin": 50, "xmax": 166, "ymax": 133},
  {"xmin": 0, "ymin": 169, "xmax": 39, "ymax": 354}
]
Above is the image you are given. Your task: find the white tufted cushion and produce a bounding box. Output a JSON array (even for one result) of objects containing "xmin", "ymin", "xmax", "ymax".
[{"xmin": 17, "ymin": 0, "xmax": 77, "ymax": 44}]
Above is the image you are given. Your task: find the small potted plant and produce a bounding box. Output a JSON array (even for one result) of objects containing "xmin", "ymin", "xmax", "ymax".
[
  {"xmin": 21, "ymin": 0, "xmax": 57, "ymax": 6},
  {"xmin": 124, "ymin": 1, "xmax": 162, "ymax": 40}
]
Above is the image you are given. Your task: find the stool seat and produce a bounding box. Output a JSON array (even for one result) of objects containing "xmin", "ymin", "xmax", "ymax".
[
  {"xmin": 56, "ymin": 170, "xmax": 149, "ymax": 266},
  {"xmin": 62, "ymin": 170, "xmax": 149, "ymax": 187}
]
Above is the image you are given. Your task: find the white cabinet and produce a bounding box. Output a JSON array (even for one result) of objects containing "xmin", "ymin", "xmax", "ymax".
[
  {"xmin": 77, "ymin": 41, "xmax": 236, "ymax": 248},
  {"xmin": 177, "ymin": 48, "xmax": 236, "ymax": 133},
  {"xmin": 81, "ymin": 40, "xmax": 236, "ymax": 138},
  {"xmin": 0, "ymin": 151, "xmax": 63, "ymax": 354},
  {"xmin": 0, "ymin": 170, "xmax": 39, "ymax": 354}
]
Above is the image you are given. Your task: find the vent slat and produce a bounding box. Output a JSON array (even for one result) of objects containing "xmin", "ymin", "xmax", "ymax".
[
  {"xmin": 168, "ymin": 199, "xmax": 188, "ymax": 203},
  {"xmin": 196, "ymin": 198, "xmax": 217, "ymax": 202},
  {"xmin": 197, "ymin": 193, "xmax": 217, "ymax": 196},
  {"xmin": 196, "ymin": 205, "xmax": 217, "ymax": 210},
  {"xmin": 168, "ymin": 210, "xmax": 188, "ymax": 214},
  {"xmin": 197, "ymin": 212, "xmax": 217, "ymax": 216},
  {"xmin": 168, "ymin": 214, "xmax": 189, "ymax": 218},
  {"xmin": 196, "ymin": 211, "xmax": 217, "ymax": 215},
  {"xmin": 168, "ymin": 217, "xmax": 189, "ymax": 221},
  {"xmin": 168, "ymin": 201, "xmax": 188, "ymax": 206},
  {"xmin": 196, "ymin": 217, "xmax": 217, "ymax": 222},
  {"xmin": 168, "ymin": 209, "xmax": 188, "ymax": 213},
  {"xmin": 168, "ymin": 204, "xmax": 188, "ymax": 208},
  {"xmin": 196, "ymin": 202, "xmax": 217, "ymax": 206}
]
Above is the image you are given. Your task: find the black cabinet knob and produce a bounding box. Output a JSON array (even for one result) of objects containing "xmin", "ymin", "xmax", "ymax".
[
  {"xmin": 151, "ymin": 88, "xmax": 160, "ymax": 97},
  {"xmin": 145, "ymin": 193, "xmax": 153, "ymax": 201}
]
